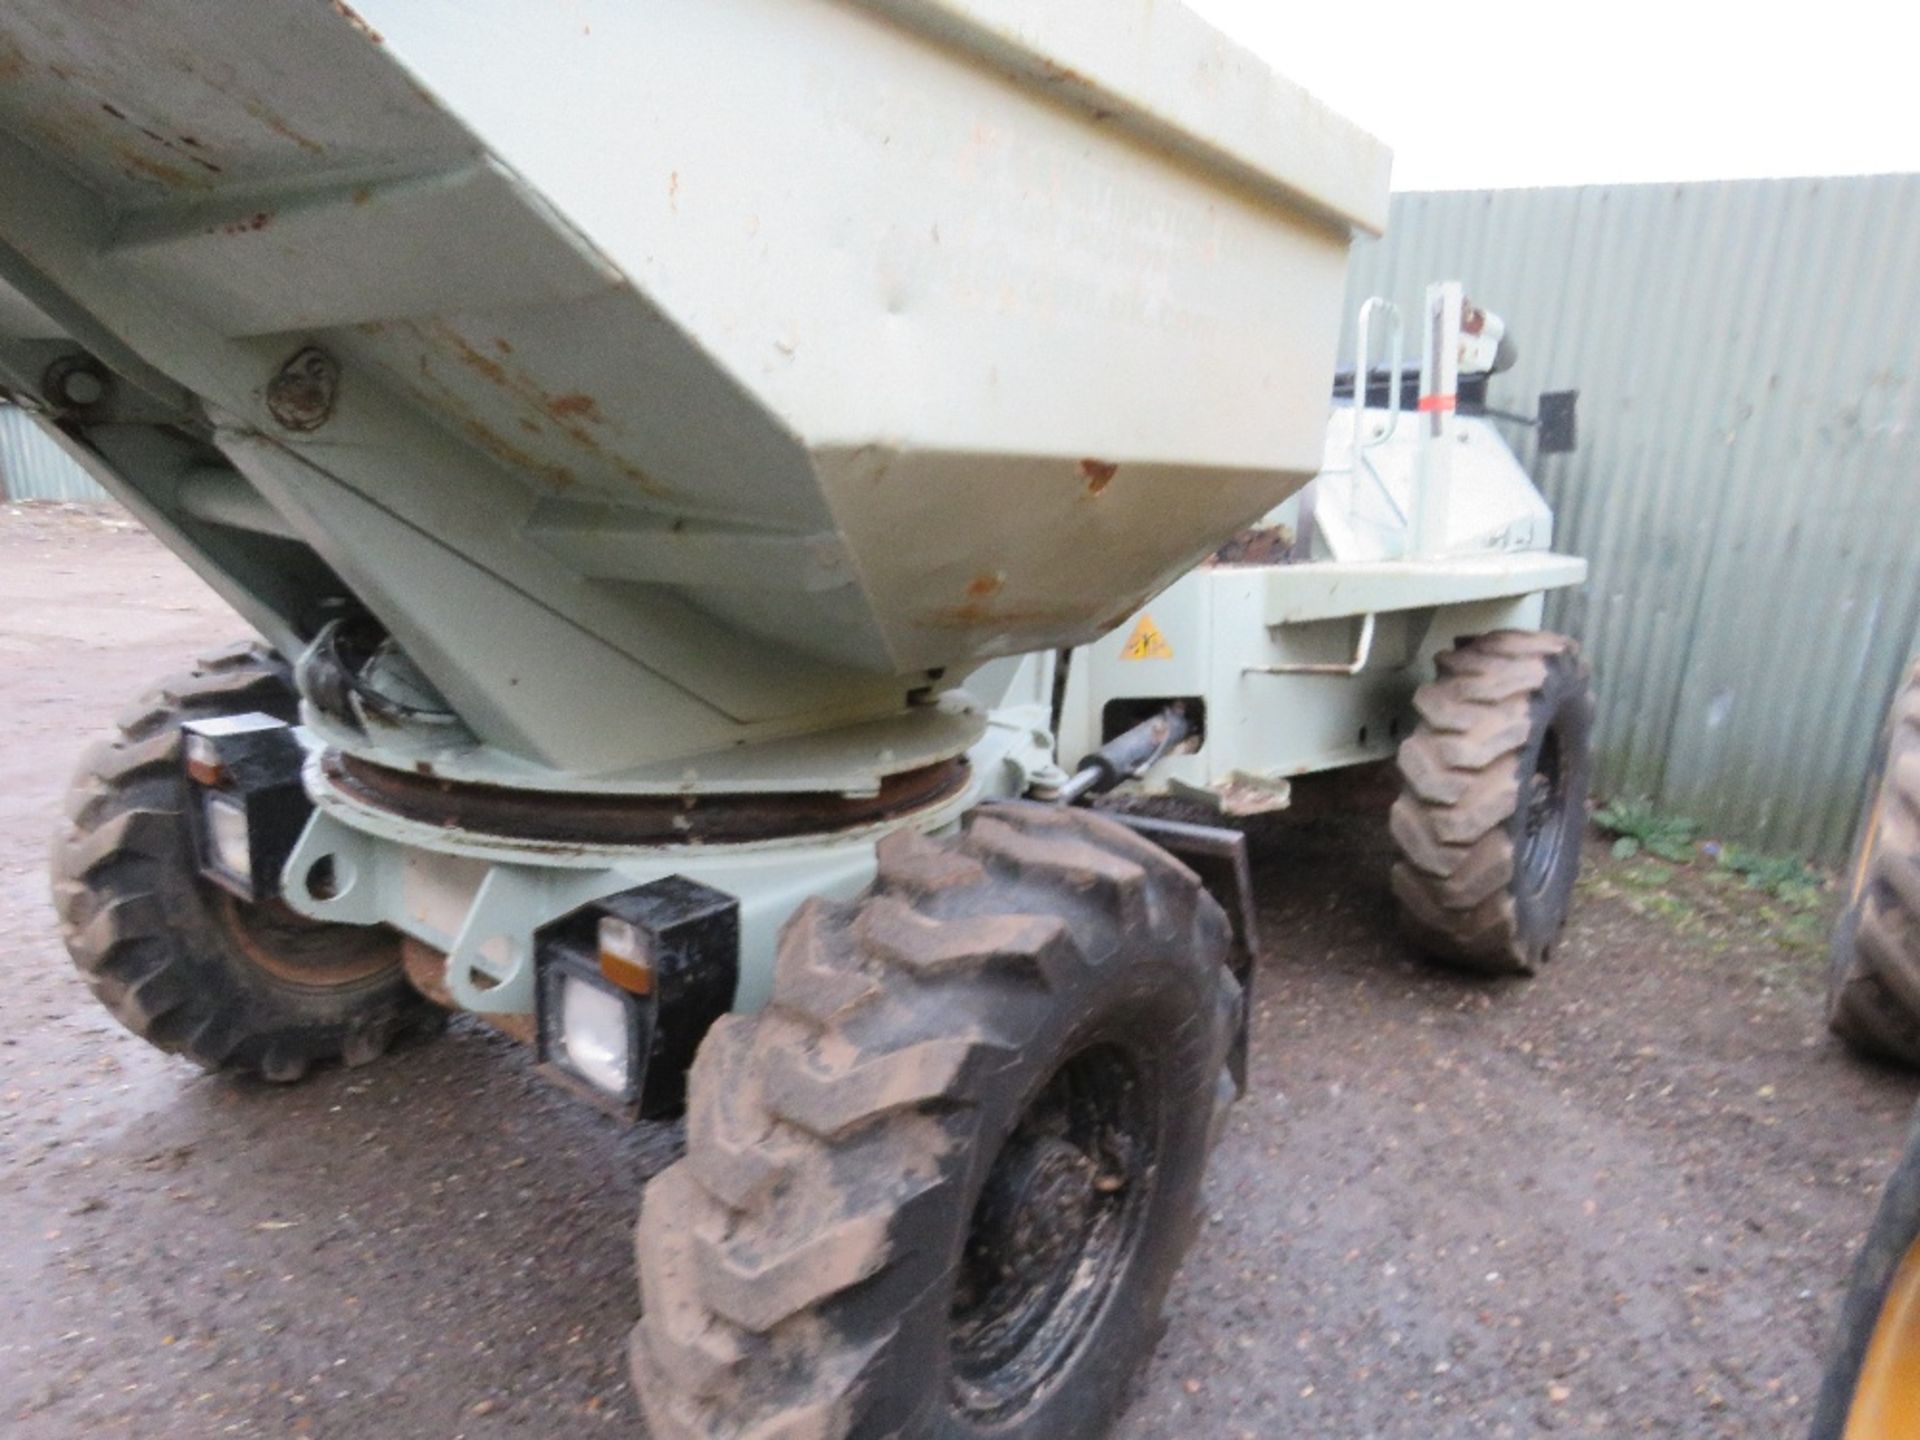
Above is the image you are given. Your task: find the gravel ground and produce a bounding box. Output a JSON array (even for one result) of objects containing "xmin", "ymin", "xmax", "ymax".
[{"xmin": 1, "ymin": 505, "xmax": 1914, "ymax": 1439}]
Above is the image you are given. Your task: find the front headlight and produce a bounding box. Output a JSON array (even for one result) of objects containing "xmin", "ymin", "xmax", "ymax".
[
  {"xmin": 537, "ymin": 957, "xmax": 646, "ymax": 1111},
  {"xmin": 555, "ymin": 971, "xmax": 635, "ymax": 1097},
  {"xmin": 201, "ymin": 792, "xmax": 254, "ymax": 888}
]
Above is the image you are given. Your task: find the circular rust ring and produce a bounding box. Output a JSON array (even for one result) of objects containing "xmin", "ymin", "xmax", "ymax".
[{"xmin": 323, "ymin": 751, "xmax": 971, "ymax": 845}]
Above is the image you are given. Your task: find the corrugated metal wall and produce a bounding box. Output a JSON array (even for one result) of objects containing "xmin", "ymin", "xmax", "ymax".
[
  {"xmin": 1344, "ymin": 174, "xmax": 1920, "ymax": 861},
  {"xmin": 0, "ymin": 403, "xmax": 108, "ymax": 502}
]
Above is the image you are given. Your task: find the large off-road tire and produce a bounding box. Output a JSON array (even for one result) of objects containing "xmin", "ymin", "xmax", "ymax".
[
  {"xmin": 1810, "ymin": 1108, "xmax": 1920, "ymax": 1439},
  {"xmin": 631, "ymin": 803, "xmax": 1238, "ymax": 1440},
  {"xmin": 50, "ymin": 642, "xmax": 428, "ymax": 1082},
  {"xmin": 1827, "ymin": 663, "xmax": 1920, "ymax": 1067},
  {"xmin": 1389, "ymin": 630, "xmax": 1594, "ymax": 974}
]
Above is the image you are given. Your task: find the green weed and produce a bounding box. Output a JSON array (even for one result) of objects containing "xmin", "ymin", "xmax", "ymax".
[
  {"xmin": 1715, "ymin": 844, "xmax": 1825, "ymax": 909},
  {"xmin": 1594, "ymin": 797, "xmax": 1701, "ymax": 863}
]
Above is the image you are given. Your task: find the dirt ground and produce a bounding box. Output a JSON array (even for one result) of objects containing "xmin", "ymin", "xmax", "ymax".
[{"xmin": 1, "ymin": 505, "xmax": 1914, "ymax": 1439}]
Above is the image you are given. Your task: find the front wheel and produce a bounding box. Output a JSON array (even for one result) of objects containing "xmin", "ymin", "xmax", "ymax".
[
  {"xmin": 1389, "ymin": 629, "xmax": 1595, "ymax": 974},
  {"xmin": 631, "ymin": 803, "xmax": 1239, "ymax": 1440}
]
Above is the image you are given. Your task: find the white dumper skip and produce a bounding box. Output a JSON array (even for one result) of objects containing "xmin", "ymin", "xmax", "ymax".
[
  {"xmin": 0, "ymin": 0, "xmax": 1388, "ymax": 780},
  {"xmin": 3, "ymin": 6, "xmax": 1588, "ymax": 1438}
]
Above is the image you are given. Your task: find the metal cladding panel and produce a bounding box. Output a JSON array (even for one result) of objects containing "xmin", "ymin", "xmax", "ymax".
[
  {"xmin": 1344, "ymin": 175, "xmax": 1920, "ymax": 861},
  {"xmin": 0, "ymin": 404, "xmax": 107, "ymax": 502}
]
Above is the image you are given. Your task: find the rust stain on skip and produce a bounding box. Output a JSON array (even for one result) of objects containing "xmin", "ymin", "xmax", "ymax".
[
  {"xmin": 211, "ymin": 211, "xmax": 274, "ymax": 236},
  {"xmin": 444, "ymin": 332, "xmax": 509, "ymax": 388},
  {"xmin": 410, "ymin": 322, "xmax": 674, "ymax": 498},
  {"xmin": 923, "ymin": 574, "xmax": 1080, "ymax": 631},
  {"xmin": 329, "ymin": 1, "xmax": 385, "ymax": 44},
  {"xmin": 1079, "ymin": 459, "xmax": 1119, "ymax": 494},
  {"xmin": 458, "ymin": 416, "xmax": 576, "ymax": 491},
  {"xmin": 240, "ymin": 96, "xmax": 325, "ymax": 155},
  {"xmin": 546, "ymin": 393, "xmax": 603, "ymax": 423},
  {"xmin": 98, "ymin": 101, "xmax": 224, "ymax": 175},
  {"xmin": 115, "ymin": 146, "xmax": 196, "ymax": 188},
  {"xmin": 38, "ymin": 95, "xmax": 211, "ymax": 191},
  {"xmin": 922, "ymin": 599, "xmax": 1087, "ymax": 632}
]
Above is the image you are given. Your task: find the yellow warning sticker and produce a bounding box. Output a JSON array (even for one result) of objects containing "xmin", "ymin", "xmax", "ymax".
[{"xmin": 1120, "ymin": 613, "xmax": 1173, "ymax": 661}]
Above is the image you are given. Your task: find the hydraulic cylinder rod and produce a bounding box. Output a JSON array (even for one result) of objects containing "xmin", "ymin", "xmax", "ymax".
[{"xmin": 1057, "ymin": 704, "xmax": 1194, "ymax": 804}]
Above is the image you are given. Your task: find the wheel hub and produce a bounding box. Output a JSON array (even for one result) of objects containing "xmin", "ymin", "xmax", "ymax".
[
  {"xmin": 1519, "ymin": 728, "xmax": 1568, "ymax": 893},
  {"xmin": 948, "ymin": 1044, "xmax": 1153, "ymax": 1422},
  {"xmin": 983, "ymin": 1134, "xmax": 1102, "ymax": 1285}
]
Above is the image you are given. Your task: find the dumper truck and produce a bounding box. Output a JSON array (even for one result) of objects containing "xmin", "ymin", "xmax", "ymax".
[
  {"xmin": 1814, "ymin": 663, "xmax": 1920, "ymax": 1437},
  {"xmin": 2, "ymin": 3, "xmax": 1594, "ymax": 1434}
]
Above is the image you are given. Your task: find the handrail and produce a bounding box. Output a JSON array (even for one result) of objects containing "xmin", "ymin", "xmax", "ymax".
[
  {"xmin": 1350, "ymin": 299, "xmax": 1407, "ymax": 533},
  {"xmin": 1243, "ymin": 612, "xmax": 1377, "ymax": 677}
]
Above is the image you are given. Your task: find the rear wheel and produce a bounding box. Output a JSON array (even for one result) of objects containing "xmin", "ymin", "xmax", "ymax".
[
  {"xmin": 50, "ymin": 642, "xmax": 430, "ymax": 1082},
  {"xmin": 631, "ymin": 803, "xmax": 1238, "ymax": 1440},
  {"xmin": 1811, "ymin": 1112, "xmax": 1920, "ymax": 1439},
  {"xmin": 1389, "ymin": 630, "xmax": 1594, "ymax": 974},
  {"xmin": 1828, "ymin": 664, "xmax": 1920, "ymax": 1067}
]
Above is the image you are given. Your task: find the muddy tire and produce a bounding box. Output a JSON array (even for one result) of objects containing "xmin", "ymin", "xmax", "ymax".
[
  {"xmin": 50, "ymin": 642, "xmax": 427, "ymax": 1082},
  {"xmin": 631, "ymin": 803, "xmax": 1238, "ymax": 1440},
  {"xmin": 1389, "ymin": 630, "xmax": 1594, "ymax": 974},
  {"xmin": 1810, "ymin": 1108, "xmax": 1920, "ymax": 1439},
  {"xmin": 1827, "ymin": 664, "xmax": 1920, "ymax": 1067}
]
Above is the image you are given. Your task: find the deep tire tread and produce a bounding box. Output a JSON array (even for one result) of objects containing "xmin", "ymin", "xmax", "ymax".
[
  {"xmin": 1390, "ymin": 630, "xmax": 1593, "ymax": 975},
  {"xmin": 632, "ymin": 805, "xmax": 1235, "ymax": 1440},
  {"xmin": 1829, "ymin": 662, "xmax": 1920, "ymax": 1066}
]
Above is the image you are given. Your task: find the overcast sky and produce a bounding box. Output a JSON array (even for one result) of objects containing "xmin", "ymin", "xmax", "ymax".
[{"xmin": 1186, "ymin": 0, "xmax": 1920, "ymax": 191}]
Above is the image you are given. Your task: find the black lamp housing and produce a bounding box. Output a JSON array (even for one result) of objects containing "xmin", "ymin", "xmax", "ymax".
[
  {"xmin": 180, "ymin": 712, "xmax": 310, "ymax": 902},
  {"xmin": 534, "ymin": 875, "xmax": 739, "ymax": 1121}
]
